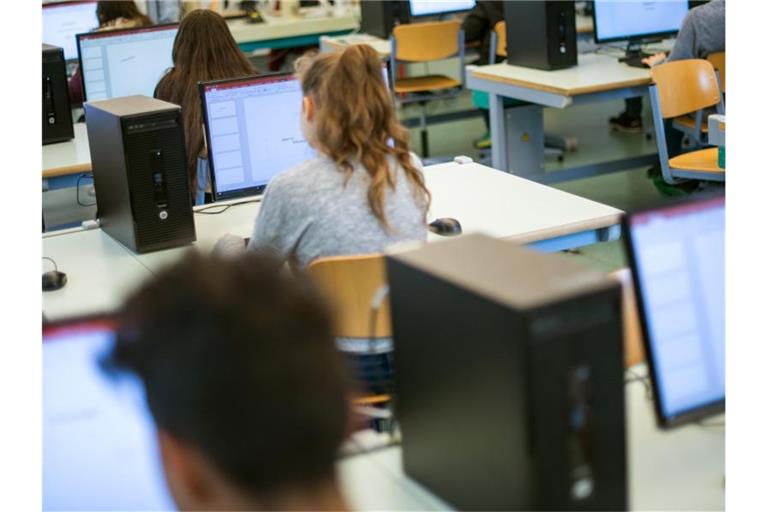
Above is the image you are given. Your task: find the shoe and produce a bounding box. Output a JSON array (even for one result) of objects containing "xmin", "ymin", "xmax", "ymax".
[
  {"xmin": 609, "ymin": 112, "xmax": 643, "ymax": 133},
  {"xmin": 473, "ymin": 132, "xmax": 491, "ymax": 149},
  {"xmin": 651, "ymin": 175, "xmax": 700, "ymax": 197}
]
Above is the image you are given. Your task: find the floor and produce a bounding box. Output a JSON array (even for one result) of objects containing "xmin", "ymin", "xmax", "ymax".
[{"xmin": 43, "ymin": 86, "xmax": 721, "ymax": 274}]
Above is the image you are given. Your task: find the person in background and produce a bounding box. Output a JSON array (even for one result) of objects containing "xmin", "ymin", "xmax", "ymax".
[
  {"xmin": 609, "ymin": 0, "xmax": 725, "ymax": 139},
  {"xmin": 461, "ymin": 1, "xmax": 504, "ymax": 149},
  {"xmin": 68, "ymin": 1, "xmax": 153, "ymax": 105},
  {"xmin": 154, "ymin": 9, "xmax": 256, "ymax": 205},
  {"xmin": 109, "ymin": 252, "xmax": 352, "ymax": 511},
  {"xmin": 216, "ymin": 44, "xmax": 430, "ymax": 269}
]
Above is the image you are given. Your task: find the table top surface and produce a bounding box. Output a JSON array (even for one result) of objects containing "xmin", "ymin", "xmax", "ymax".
[
  {"xmin": 42, "ymin": 160, "xmax": 623, "ymax": 320},
  {"xmin": 336, "ymin": 370, "xmax": 724, "ymax": 511},
  {"xmin": 42, "ymin": 123, "xmax": 91, "ymax": 178},
  {"xmin": 468, "ymin": 53, "xmax": 652, "ymax": 97},
  {"xmin": 227, "ymin": 9, "xmax": 358, "ymax": 43},
  {"xmin": 320, "ymin": 33, "xmax": 391, "ymax": 57}
]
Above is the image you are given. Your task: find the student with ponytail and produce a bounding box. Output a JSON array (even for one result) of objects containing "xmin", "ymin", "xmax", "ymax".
[{"xmin": 236, "ymin": 44, "xmax": 431, "ymax": 269}]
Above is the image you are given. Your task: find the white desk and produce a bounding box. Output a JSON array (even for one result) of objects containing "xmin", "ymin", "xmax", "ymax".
[
  {"xmin": 320, "ymin": 33, "xmax": 391, "ymax": 57},
  {"xmin": 337, "ymin": 369, "xmax": 725, "ymax": 511},
  {"xmin": 41, "ymin": 161, "xmax": 623, "ymax": 318},
  {"xmin": 466, "ymin": 53, "xmax": 654, "ymax": 182},
  {"xmin": 229, "ymin": 11, "xmax": 358, "ymax": 50},
  {"xmin": 42, "ymin": 229, "xmax": 151, "ymax": 322},
  {"xmin": 42, "ymin": 123, "xmax": 91, "ymax": 182}
]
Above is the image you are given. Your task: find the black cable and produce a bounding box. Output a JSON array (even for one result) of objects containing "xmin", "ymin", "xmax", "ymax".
[
  {"xmin": 42, "ymin": 256, "xmax": 58, "ymax": 272},
  {"xmin": 76, "ymin": 173, "xmax": 97, "ymax": 207},
  {"xmin": 194, "ymin": 198, "xmax": 261, "ymax": 215}
]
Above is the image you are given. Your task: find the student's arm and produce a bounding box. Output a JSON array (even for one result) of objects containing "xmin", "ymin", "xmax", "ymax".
[{"xmin": 667, "ymin": 12, "xmax": 697, "ymax": 62}]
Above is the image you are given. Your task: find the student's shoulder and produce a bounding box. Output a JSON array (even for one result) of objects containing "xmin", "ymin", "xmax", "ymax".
[{"xmin": 265, "ymin": 156, "xmax": 332, "ymax": 196}]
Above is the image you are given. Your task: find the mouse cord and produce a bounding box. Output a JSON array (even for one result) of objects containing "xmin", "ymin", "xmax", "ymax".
[{"xmin": 42, "ymin": 256, "xmax": 58, "ymax": 272}]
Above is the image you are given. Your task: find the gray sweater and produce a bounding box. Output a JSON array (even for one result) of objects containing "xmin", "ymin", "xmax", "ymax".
[
  {"xmin": 244, "ymin": 154, "xmax": 428, "ymax": 268},
  {"xmin": 668, "ymin": 0, "xmax": 725, "ymax": 62}
]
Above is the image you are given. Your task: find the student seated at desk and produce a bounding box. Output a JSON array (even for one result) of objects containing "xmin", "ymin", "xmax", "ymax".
[
  {"xmin": 109, "ymin": 252, "xmax": 352, "ymax": 511},
  {"xmin": 154, "ymin": 9, "xmax": 256, "ymax": 205},
  {"xmin": 611, "ymin": 0, "xmax": 725, "ymax": 139},
  {"xmin": 217, "ymin": 45, "xmax": 430, "ymax": 269},
  {"xmin": 68, "ymin": 1, "xmax": 153, "ymax": 105}
]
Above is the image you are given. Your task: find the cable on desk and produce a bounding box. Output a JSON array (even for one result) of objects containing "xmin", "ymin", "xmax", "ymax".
[
  {"xmin": 76, "ymin": 173, "xmax": 97, "ymax": 208},
  {"xmin": 194, "ymin": 198, "xmax": 261, "ymax": 215},
  {"xmin": 625, "ymin": 368, "xmax": 653, "ymax": 400},
  {"xmin": 42, "ymin": 256, "xmax": 59, "ymax": 272}
]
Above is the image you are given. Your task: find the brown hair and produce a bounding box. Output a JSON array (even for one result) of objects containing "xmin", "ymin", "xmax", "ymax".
[
  {"xmin": 295, "ymin": 45, "xmax": 430, "ymax": 228},
  {"xmin": 96, "ymin": 1, "xmax": 152, "ymax": 27},
  {"xmin": 154, "ymin": 9, "xmax": 255, "ymax": 197}
]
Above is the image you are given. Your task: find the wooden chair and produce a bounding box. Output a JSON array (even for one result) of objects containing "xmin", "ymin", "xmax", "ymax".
[
  {"xmin": 307, "ymin": 253, "xmax": 393, "ymax": 408},
  {"xmin": 390, "ymin": 20, "xmax": 464, "ymax": 158},
  {"xmin": 671, "ymin": 51, "xmax": 726, "ymax": 147},
  {"xmin": 649, "ymin": 59, "xmax": 724, "ymax": 185}
]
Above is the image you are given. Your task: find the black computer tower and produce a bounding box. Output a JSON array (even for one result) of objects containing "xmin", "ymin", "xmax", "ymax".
[
  {"xmin": 504, "ymin": 1, "xmax": 577, "ymax": 70},
  {"xmin": 85, "ymin": 96, "xmax": 196, "ymax": 253},
  {"xmin": 387, "ymin": 234, "xmax": 627, "ymax": 511},
  {"xmin": 42, "ymin": 44, "xmax": 74, "ymax": 144},
  {"xmin": 360, "ymin": 0, "xmax": 406, "ymax": 38}
]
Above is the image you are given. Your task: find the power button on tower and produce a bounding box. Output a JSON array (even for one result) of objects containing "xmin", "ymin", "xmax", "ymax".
[{"xmin": 159, "ymin": 210, "xmax": 168, "ymax": 220}]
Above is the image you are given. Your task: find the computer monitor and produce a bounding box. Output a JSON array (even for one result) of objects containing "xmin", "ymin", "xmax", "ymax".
[
  {"xmin": 592, "ymin": 0, "xmax": 689, "ymax": 44},
  {"xmin": 42, "ymin": 1, "xmax": 98, "ymax": 61},
  {"xmin": 43, "ymin": 317, "xmax": 174, "ymax": 510},
  {"xmin": 408, "ymin": 0, "xmax": 476, "ymax": 18},
  {"xmin": 200, "ymin": 65, "xmax": 390, "ymax": 201},
  {"xmin": 76, "ymin": 24, "xmax": 178, "ymax": 102},
  {"xmin": 623, "ymin": 195, "xmax": 725, "ymax": 428}
]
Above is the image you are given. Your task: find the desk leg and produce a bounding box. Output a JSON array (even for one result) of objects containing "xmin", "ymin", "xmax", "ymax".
[
  {"xmin": 489, "ymin": 93, "xmax": 507, "ymax": 173},
  {"xmin": 505, "ymin": 104, "xmax": 546, "ymax": 178}
]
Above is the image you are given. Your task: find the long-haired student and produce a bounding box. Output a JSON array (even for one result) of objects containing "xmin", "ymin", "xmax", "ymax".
[
  {"xmin": 154, "ymin": 9, "xmax": 256, "ymax": 204},
  {"xmin": 235, "ymin": 44, "xmax": 430, "ymax": 268}
]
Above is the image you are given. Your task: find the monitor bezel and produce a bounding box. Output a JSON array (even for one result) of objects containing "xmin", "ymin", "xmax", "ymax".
[
  {"xmin": 621, "ymin": 193, "xmax": 725, "ymax": 429},
  {"xmin": 43, "ymin": 0, "xmax": 99, "ymax": 63},
  {"xmin": 591, "ymin": 0, "xmax": 692, "ymax": 45},
  {"xmin": 199, "ymin": 72, "xmax": 299, "ymax": 202},
  {"xmin": 76, "ymin": 23, "xmax": 179, "ymax": 102},
  {"xmin": 406, "ymin": 0, "xmax": 476, "ymax": 19}
]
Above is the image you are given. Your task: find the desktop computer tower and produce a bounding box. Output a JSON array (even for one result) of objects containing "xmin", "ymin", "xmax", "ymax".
[
  {"xmin": 387, "ymin": 234, "xmax": 627, "ymax": 511},
  {"xmin": 503, "ymin": 1, "xmax": 577, "ymax": 70},
  {"xmin": 42, "ymin": 44, "xmax": 74, "ymax": 144},
  {"xmin": 360, "ymin": 0, "xmax": 406, "ymax": 38},
  {"xmin": 84, "ymin": 95, "xmax": 196, "ymax": 253}
]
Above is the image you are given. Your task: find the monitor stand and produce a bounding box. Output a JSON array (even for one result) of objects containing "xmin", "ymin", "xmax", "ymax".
[{"xmin": 618, "ymin": 40, "xmax": 657, "ymax": 69}]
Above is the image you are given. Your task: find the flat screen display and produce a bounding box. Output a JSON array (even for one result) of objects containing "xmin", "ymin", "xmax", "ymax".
[
  {"xmin": 593, "ymin": 0, "xmax": 689, "ymax": 43},
  {"xmin": 43, "ymin": 1, "xmax": 99, "ymax": 61},
  {"xmin": 77, "ymin": 24, "xmax": 178, "ymax": 101},
  {"xmin": 625, "ymin": 195, "xmax": 725, "ymax": 426},
  {"xmin": 43, "ymin": 319, "xmax": 175, "ymax": 510}
]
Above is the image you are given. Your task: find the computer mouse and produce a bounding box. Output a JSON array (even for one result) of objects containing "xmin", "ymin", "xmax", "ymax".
[
  {"xmin": 42, "ymin": 270, "xmax": 67, "ymax": 292},
  {"xmin": 429, "ymin": 217, "xmax": 463, "ymax": 236}
]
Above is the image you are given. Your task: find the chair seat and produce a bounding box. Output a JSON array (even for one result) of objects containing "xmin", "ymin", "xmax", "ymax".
[
  {"xmin": 669, "ymin": 147, "xmax": 724, "ymax": 174},
  {"xmin": 394, "ymin": 75, "xmax": 461, "ymax": 94},
  {"xmin": 672, "ymin": 115, "xmax": 709, "ymax": 133}
]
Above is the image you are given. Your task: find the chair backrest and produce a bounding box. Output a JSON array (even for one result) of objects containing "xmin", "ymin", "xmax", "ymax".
[
  {"xmin": 392, "ymin": 20, "xmax": 461, "ymax": 62},
  {"xmin": 307, "ymin": 253, "xmax": 391, "ymax": 339},
  {"xmin": 650, "ymin": 59, "xmax": 721, "ymax": 119},
  {"xmin": 707, "ymin": 51, "xmax": 725, "ymax": 93},
  {"xmin": 494, "ymin": 20, "xmax": 507, "ymax": 58}
]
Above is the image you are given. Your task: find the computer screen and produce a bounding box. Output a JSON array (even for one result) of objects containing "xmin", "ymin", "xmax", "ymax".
[
  {"xmin": 408, "ymin": 0, "xmax": 476, "ymax": 17},
  {"xmin": 43, "ymin": 318, "xmax": 174, "ymax": 510},
  {"xmin": 200, "ymin": 74, "xmax": 316, "ymax": 200},
  {"xmin": 624, "ymin": 195, "xmax": 725, "ymax": 427},
  {"xmin": 200, "ymin": 66, "xmax": 390, "ymax": 201},
  {"xmin": 43, "ymin": 1, "xmax": 98, "ymax": 61},
  {"xmin": 77, "ymin": 24, "xmax": 178, "ymax": 101},
  {"xmin": 592, "ymin": 0, "xmax": 689, "ymax": 44}
]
